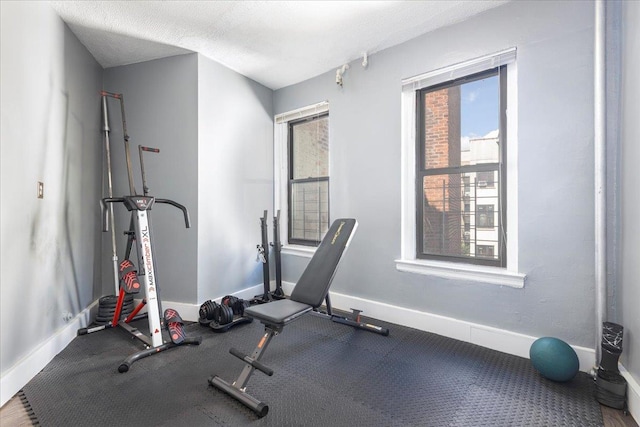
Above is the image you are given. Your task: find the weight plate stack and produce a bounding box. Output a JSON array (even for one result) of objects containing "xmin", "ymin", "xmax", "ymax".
[{"xmin": 94, "ymin": 294, "xmax": 135, "ymax": 325}]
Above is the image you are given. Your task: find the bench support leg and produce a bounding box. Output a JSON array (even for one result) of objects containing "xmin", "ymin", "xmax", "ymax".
[
  {"xmin": 209, "ymin": 327, "xmax": 278, "ymax": 418},
  {"xmin": 324, "ymin": 294, "xmax": 390, "ymax": 336}
]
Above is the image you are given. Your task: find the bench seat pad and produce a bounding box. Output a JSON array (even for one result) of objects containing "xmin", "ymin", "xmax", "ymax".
[{"xmin": 244, "ymin": 299, "xmax": 312, "ymax": 327}]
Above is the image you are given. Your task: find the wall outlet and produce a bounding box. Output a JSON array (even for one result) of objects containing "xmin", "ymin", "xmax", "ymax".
[
  {"xmin": 37, "ymin": 181, "xmax": 44, "ymax": 199},
  {"xmin": 62, "ymin": 311, "xmax": 73, "ymax": 322}
]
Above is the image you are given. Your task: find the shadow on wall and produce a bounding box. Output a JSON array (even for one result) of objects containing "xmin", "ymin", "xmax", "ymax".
[
  {"xmin": 201, "ymin": 247, "xmax": 268, "ymax": 301},
  {"xmin": 27, "ymin": 70, "xmax": 91, "ymax": 337}
]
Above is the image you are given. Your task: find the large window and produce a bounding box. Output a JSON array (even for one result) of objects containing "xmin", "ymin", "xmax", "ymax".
[
  {"xmin": 416, "ymin": 67, "xmax": 506, "ymax": 267},
  {"xmin": 288, "ymin": 114, "xmax": 329, "ymax": 245},
  {"xmin": 398, "ymin": 49, "xmax": 523, "ymax": 286}
]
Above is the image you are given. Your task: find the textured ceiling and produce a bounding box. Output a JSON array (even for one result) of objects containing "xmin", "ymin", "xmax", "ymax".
[{"xmin": 49, "ymin": 1, "xmax": 509, "ymax": 90}]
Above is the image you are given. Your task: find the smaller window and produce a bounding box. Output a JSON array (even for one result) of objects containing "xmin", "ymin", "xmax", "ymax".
[
  {"xmin": 463, "ymin": 176, "xmax": 471, "ymax": 195},
  {"xmin": 477, "ymin": 205, "xmax": 495, "ymax": 229},
  {"xmin": 477, "ymin": 171, "xmax": 495, "ymax": 188},
  {"xmin": 476, "ymin": 245, "xmax": 495, "ymax": 258}
]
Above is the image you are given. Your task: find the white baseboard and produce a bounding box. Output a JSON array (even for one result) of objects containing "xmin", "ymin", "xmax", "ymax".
[
  {"xmin": 0, "ymin": 302, "xmax": 95, "ymax": 407},
  {"xmin": 282, "ymin": 281, "xmax": 595, "ymax": 372},
  {"xmin": 143, "ymin": 284, "xmax": 266, "ymax": 323},
  {"xmin": 128, "ymin": 285, "xmax": 264, "ymax": 322},
  {"xmin": 620, "ymin": 364, "xmax": 640, "ymax": 424}
]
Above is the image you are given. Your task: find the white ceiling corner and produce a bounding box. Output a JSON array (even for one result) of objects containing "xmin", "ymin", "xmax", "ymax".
[{"xmin": 48, "ymin": 1, "xmax": 509, "ymax": 90}]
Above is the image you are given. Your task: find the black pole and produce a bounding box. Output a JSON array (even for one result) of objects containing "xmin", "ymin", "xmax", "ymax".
[
  {"xmin": 118, "ymin": 94, "xmax": 137, "ymax": 196},
  {"xmin": 101, "ymin": 91, "xmax": 137, "ymax": 196},
  {"xmin": 138, "ymin": 145, "xmax": 160, "ymax": 196},
  {"xmin": 272, "ymin": 210, "xmax": 284, "ymax": 297},
  {"xmin": 260, "ymin": 211, "xmax": 270, "ymax": 301},
  {"xmin": 101, "ymin": 91, "xmax": 139, "ymax": 262},
  {"xmin": 101, "ymin": 93, "xmax": 121, "ymax": 296},
  {"xmin": 124, "ymin": 215, "xmax": 137, "ymax": 263},
  {"xmin": 441, "ymin": 179, "xmax": 445, "ymax": 252}
]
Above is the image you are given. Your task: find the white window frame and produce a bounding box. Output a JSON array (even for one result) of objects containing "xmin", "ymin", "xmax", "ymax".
[
  {"xmin": 274, "ymin": 101, "xmax": 329, "ymax": 258},
  {"xmin": 396, "ymin": 48, "xmax": 526, "ymax": 288}
]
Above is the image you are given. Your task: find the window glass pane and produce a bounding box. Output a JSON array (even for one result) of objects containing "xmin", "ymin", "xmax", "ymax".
[
  {"xmin": 417, "ymin": 66, "xmax": 506, "ymax": 266},
  {"xmin": 423, "ymin": 74, "xmax": 499, "ymax": 169},
  {"xmin": 477, "ymin": 204, "xmax": 495, "ymax": 228},
  {"xmin": 421, "ymin": 174, "xmax": 464, "ymax": 257},
  {"xmin": 291, "ymin": 116, "xmax": 329, "ymax": 179},
  {"xmin": 290, "ymin": 180, "xmax": 329, "ymax": 242},
  {"xmin": 421, "ymin": 173, "xmax": 500, "ymax": 262},
  {"xmin": 460, "ymin": 75, "xmax": 500, "ymax": 165}
]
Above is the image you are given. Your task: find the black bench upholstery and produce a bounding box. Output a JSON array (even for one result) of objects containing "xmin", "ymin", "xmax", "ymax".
[
  {"xmin": 209, "ymin": 218, "xmax": 361, "ymax": 418},
  {"xmin": 243, "ymin": 218, "xmax": 357, "ymax": 328},
  {"xmin": 243, "ymin": 299, "xmax": 311, "ymax": 327}
]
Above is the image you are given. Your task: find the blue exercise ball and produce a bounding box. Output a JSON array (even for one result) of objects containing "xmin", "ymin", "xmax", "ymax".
[{"xmin": 530, "ymin": 337, "xmax": 579, "ymax": 382}]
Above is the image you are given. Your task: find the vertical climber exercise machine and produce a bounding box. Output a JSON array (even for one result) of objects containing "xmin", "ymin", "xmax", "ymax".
[{"xmin": 78, "ymin": 91, "xmax": 201, "ymax": 373}]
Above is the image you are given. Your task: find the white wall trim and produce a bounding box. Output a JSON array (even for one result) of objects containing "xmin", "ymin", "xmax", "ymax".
[
  {"xmin": 399, "ymin": 53, "xmax": 522, "ymax": 280},
  {"xmin": 281, "ymin": 244, "xmax": 316, "ymax": 258},
  {"xmin": 282, "ymin": 281, "xmax": 594, "ymax": 373},
  {"xmin": 140, "ymin": 283, "xmax": 267, "ymax": 323},
  {"xmin": 619, "ymin": 364, "xmax": 640, "ymax": 424},
  {"xmin": 395, "ymin": 259, "xmax": 526, "ymax": 288},
  {"xmin": 0, "ymin": 301, "xmax": 95, "ymax": 407}
]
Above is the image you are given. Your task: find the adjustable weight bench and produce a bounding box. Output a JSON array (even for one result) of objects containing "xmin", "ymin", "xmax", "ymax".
[{"xmin": 208, "ymin": 218, "xmax": 389, "ymax": 417}]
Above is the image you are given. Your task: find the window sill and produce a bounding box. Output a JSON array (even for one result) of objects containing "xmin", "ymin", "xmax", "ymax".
[
  {"xmin": 395, "ymin": 259, "xmax": 526, "ymax": 288},
  {"xmin": 281, "ymin": 244, "xmax": 316, "ymax": 258}
]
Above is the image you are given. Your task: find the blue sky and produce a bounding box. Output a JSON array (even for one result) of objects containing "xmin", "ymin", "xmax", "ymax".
[{"xmin": 460, "ymin": 75, "xmax": 499, "ymax": 139}]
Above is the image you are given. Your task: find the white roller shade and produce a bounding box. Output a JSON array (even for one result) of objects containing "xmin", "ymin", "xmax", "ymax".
[
  {"xmin": 402, "ymin": 48, "xmax": 516, "ymax": 92},
  {"xmin": 275, "ymin": 101, "xmax": 329, "ymax": 124}
]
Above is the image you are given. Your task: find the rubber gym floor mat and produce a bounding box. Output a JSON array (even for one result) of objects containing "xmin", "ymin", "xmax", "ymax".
[{"xmin": 21, "ymin": 315, "xmax": 603, "ymax": 426}]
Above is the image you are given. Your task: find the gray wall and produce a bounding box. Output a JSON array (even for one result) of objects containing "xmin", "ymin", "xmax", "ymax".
[
  {"xmin": 103, "ymin": 54, "xmax": 199, "ymax": 303},
  {"xmin": 0, "ymin": 1, "xmax": 102, "ymax": 373},
  {"xmin": 102, "ymin": 54, "xmax": 273, "ymax": 305},
  {"xmin": 620, "ymin": 0, "xmax": 640, "ymax": 387},
  {"xmin": 197, "ymin": 55, "xmax": 274, "ymax": 302},
  {"xmin": 274, "ymin": 0, "xmax": 598, "ymax": 347}
]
